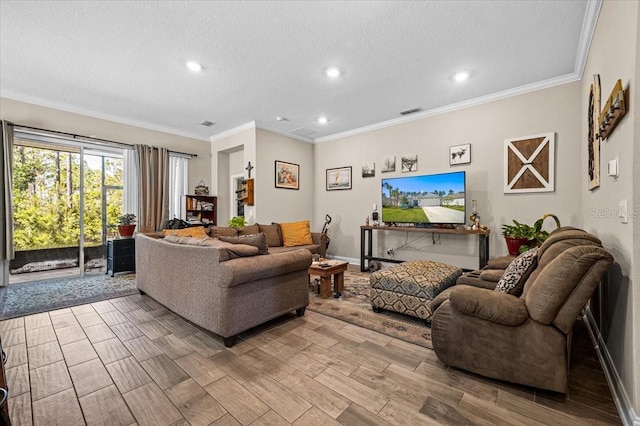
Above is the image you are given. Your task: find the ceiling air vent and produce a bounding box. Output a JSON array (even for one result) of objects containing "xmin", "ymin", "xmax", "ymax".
[
  {"xmin": 199, "ymin": 121, "xmax": 215, "ymax": 127},
  {"xmin": 291, "ymin": 127, "xmax": 317, "ymax": 137},
  {"xmin": 399, "ymin": 107, "xmax": 423, "ymax": 116}
]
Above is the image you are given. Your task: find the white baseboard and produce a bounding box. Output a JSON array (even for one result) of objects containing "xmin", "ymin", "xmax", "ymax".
[
  {"xmin": 584, "ymin": 308, "xmax": 640, "ymax": 425},
  {"xmin": 326, "ymin": 255, "xmax": 360, "ymax": 266}
]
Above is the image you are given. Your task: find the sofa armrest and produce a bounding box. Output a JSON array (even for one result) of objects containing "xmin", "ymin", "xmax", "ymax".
[
  {"xmin": 449, "ymin": 286, "xmax": 528, "ymax": 326},
  {"xmin": 311, "ymin": 232, "xmax": 329, "ymax": 257},
  {"xmin": 218, "ymin": 249, "xmax": 312, "ymax": 288}
]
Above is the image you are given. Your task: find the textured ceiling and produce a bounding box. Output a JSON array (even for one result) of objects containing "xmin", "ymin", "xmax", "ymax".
[{"xmin": 0, "ymin": 1, "xmax": 596, "ymax": 142}]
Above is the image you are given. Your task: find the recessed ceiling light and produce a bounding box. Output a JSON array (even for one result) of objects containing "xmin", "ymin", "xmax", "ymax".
[
  {"xmin": 276, "ymin": 116, "xmax": 289, "ymax": 121},
  {"xmin": 325, "ymin": 67, "xmax": 341, "ymax": 78},
  {"xmin": 453, "ymin": 71, "xmax": 470, "ymax": 82},
  {"xmin": 317, "ymin": 116, "xmax": 329, "ymax": 124},
  {"xmin": 186, "ymin": 61, "xmax": 203, "ymax": 72}
]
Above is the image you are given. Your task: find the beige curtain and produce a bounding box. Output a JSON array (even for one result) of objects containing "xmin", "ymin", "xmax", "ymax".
[
  {"xmin": 1, "ymin": 121, "xmax": 14, "ymax": 286},
  {"xmin": 135, "ymin": 144, "xmax": 169, "ymax": 233}
]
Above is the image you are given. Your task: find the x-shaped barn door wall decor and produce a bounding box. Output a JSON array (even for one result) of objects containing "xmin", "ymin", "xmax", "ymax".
[{"xmin": 504, "ymin": 132, "xmax": 555, "ymax": 193}]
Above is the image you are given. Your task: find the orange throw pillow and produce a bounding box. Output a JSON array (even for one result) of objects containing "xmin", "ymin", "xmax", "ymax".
[
  {"xmin": 162, "ymin": 226, "xmax": 207, "ymax": 238},
  {"xmin": 280, "ymin": 221, "xmax": 314, "ymax": 247}
]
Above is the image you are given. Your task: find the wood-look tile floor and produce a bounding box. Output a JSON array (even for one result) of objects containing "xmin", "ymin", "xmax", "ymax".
[{"xmin": 0, "ymin": 294, "xmax": 621, "ymax": 425}]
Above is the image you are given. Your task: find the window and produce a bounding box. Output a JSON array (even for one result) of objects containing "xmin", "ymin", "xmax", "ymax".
[{"xmin": 169, "ymin": 155, "xmax": 188, "ymax": 220}]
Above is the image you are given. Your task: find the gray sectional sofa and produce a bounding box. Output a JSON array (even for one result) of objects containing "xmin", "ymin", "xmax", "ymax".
[{"xmin": 135, "ymin": 233, "xmax": 312, "ymax": 347}]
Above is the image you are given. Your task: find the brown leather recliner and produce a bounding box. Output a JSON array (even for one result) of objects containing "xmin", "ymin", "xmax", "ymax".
[{"xmin": 430, "ymin": 227, "xmax": 613, "ymax": 393}]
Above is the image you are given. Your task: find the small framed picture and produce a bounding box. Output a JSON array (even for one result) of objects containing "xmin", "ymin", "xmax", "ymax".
[
  {"xmin": 362, "ymin": 162, "xmax": 375, "ymax": 178},
  {"xmin": 401, "ymin": 155, "xmax": 418, "ymax": 172},
  {"xmin": 381, "ymin": 156, "xmax": 396, "ymax": 173},
  {"xmin": 275, "ymin": 160, "xmax": 299, "ymax": 190},
  {"xmin": 450, "ymin": 143, "xmax": 471, "ymax": 165},
  {"xmin": 326, "ymin": 166, "xmax": 352, "ymax": 190}
]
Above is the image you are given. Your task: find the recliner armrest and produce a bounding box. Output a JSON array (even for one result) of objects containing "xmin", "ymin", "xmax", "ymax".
[{"xmin": 449, "ymin": 286, "xmax": 528, "ymax": 326}]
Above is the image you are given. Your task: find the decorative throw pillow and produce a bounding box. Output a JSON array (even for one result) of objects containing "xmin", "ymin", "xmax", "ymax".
[
  {"xmin": 206, "ymin": 226, "xmax": 239, "ymax": 238},
  {"xmin": 495, "ymin": 247, "xmax": 539, "ymax": 296},
  {"xmin": 162, "ymin": 226, "xmax": 207, "ymax": 238},
  {"xmin": 258, "ymin": 224, "xmax": 283, "ymax": 247},
  {"xmin": 279, "ymin": 220, "xmax": 314, "ymax": 247},
  {"xmin": 219, "ymin": 233, "xmax": 269, "ymax": 255}
]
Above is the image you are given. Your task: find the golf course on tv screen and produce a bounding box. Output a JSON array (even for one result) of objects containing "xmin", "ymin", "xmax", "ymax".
[{"xmin": 381, "ymin": 171, "xmax": 466, "ymax": 225}]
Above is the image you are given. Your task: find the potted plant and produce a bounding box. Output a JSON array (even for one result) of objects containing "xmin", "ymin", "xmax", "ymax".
[
  {"xmin": 227, "ymin": 216, "xmax": 247, "ymax": 228},
  {"xmin": 117, "ymin": 213, "xmax": 137, "ymax": 237},
  {"xmin": 501, "ymin": 214, "xmax": 561, "ymax": 255}
]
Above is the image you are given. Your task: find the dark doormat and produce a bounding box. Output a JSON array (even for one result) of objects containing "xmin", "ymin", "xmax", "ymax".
[{"xmin": 0, "ymin": 274, "xmax": 138, "ymax": 320}]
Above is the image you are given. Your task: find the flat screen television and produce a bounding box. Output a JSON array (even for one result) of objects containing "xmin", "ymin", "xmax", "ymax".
[{"xmin": 381, "ymin": 171, "xmax": 466, "ymax": 225}]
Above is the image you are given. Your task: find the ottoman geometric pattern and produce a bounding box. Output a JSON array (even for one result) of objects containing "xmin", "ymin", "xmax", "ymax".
[{"xmin": 370, "ymin": 260, "xmax": 462, "ymax": 320}]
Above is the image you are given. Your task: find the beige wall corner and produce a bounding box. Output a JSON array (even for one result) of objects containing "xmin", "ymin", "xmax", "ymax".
[{"xmin": 255, "ymin": 128, "xmax": 315, "ymax": 227}]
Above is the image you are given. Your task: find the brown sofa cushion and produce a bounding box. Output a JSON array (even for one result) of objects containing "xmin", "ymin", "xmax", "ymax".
[
  {"xmin": 280, "ymin": 220, "xmax": 314, "ymax": 247},
  {"xmin": 478, "ymin": 269, "xmax": 503, "ymax": 282},
  {"xmin": 162, "ymin": 235, "xmax": 258, "ymax": 261},
  {"xmin": 486, "ymin": 255, "xmax": 516, "ymax": 270},
  {"xmin": 219, "ymin": 233, "xmax": 269, "ymax": 255},
  {"xmin": 495, "ymin": 247, "xmax": 538, "ymax": 296},
  {"xmin": 259, "ymin": 223, "xmax": 282, "ymax": 247},
  {"xmin": 207, "ymin": 226, "xmax": 239, "ymax": 238},
  {"xmin": 238, "ymin": 224, "xmax": 260, "ymax": 236},
  {"xmin": 450, "ymin": 286, "xmax": 528, "ymax": 326}
]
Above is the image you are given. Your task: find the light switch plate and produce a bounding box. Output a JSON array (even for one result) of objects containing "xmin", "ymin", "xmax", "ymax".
[
  {"xmin": 619, "ymin": 199, "xmax": 628, "ymax": 223},
  {"xmin": 608, "ymin": 158, "xmax": 619, "ymax": 177}
]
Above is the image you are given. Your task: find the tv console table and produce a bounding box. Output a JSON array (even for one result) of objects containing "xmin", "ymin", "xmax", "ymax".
[{"xmin": 360, "ymin": 225, "xmax": 490, "ymax": 272}]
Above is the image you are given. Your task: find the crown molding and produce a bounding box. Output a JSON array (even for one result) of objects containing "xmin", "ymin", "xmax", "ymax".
[
  {"xmin": 575, "ymin": 0, "xmax": 602, "ymax": 79},
  {"xmin": 314, "ymin": 73, "xmax": 580, "ymax": 143},
  {"xmin": 209, "ymin": 121, "xmax": 256, "ymax": 142},
  {"xmin": 255, "ymin": 123, "xmax": 314, "ymax": 144},
  {"xmin": 1, "ymin": 91, "xmax": 210, "ymax": 142}
]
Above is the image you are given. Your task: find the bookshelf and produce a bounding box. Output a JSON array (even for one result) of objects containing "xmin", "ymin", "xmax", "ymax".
[
  {"xmin": 238, "ymin": 178, "xmax": 254, "ymax": 206},
  {"xmin": 184, "ymin": 195, "xmax": 217, "ymax": 225}
]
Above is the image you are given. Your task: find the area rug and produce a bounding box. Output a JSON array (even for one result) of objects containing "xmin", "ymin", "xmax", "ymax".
[
  {"xmin": 307, "ymin": 269, "xmax": 433, "ymax": 349},
  {"xmin": 0, "ymin": 274, "xmax": 138, "ymax": 320}
]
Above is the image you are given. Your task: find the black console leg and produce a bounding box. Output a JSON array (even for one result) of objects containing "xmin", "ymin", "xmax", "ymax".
[
  {"xmin": 223, "ymin": 336, "xmax": 237, "ymax": 347},
  {"xmin": 372, "ymin": 306, "xmax": 383, "ymax": 313},
  {"xmin": 296, "ymin": 307, "xmax": 306, "ymax": 317}
]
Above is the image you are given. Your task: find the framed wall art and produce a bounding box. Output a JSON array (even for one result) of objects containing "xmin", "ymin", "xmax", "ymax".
[
  {"xmin": 362, "ymin": 161, "xmax": 375, "ymax": 178},
  {"xmin": 326, "ymin": 166, "xmax": 352, "ymax": 190},
  {"xmin": 401, "ymin": 155, "xmax": 418, "ymax": 172},
  {"xmin": 450, "ymin": 143, "xmax": 471, "ymax": 165},
  {"xmin": 381, "ymin": 156, "xmax": 396, "ymax": 173},
  {"xmin": 588, "ymin": 74, "xmax": 601, "ymax": 190},
  {"xmin": 275, "ymin": 160, "xmax": 299, "ymax": 190},
  {"xmin": 504, "ymin": 132, "xmax": 555, "ymax": 193}
]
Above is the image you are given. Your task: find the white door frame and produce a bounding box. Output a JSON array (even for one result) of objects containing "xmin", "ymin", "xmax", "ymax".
[{"xmin": 230, "ymin": 173, "xmax": 244, "ymax": 218}]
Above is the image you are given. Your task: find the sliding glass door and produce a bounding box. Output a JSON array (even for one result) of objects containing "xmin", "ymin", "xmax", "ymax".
[{"xmin": 10, "ymin": 138, "xmax": 124, "ymax": 283}]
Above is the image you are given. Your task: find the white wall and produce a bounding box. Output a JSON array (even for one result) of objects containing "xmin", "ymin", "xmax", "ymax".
[
  {"xmin": 313, "ymin": 82, "xmax": 583, "ymax": 269},
  {"xmin": 580, "ymin": 0, "xmax": 639, "ymax": 418},
  {"xmin": 0, "ymin": 98, "xmax": 212, "ymax": 189},
  {"xmin": 255, "ymin": 129, "xmax": 315, "ymax": 226}
]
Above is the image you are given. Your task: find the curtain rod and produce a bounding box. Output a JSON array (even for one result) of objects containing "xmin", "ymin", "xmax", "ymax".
[{"xmin": 14, "ymin": 124, "xmax": 197, "ymax": 158}]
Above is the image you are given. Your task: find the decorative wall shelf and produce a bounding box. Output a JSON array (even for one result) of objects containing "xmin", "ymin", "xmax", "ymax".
[{"xmin": 598, "ymin": 79, "xmax": 627, "ymax": 141}]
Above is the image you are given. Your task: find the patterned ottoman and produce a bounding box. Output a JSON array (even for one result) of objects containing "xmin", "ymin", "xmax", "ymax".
[{"xmin": 370, "ymin": 260, "xmax": 462, "ymax": 323}]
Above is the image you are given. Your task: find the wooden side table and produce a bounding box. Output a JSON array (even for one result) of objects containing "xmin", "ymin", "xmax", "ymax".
[
  {"xmin": 107, "ymin": 238, "xmax": 136, "ymax": 277},
  {"xmin": 308, "ymin": 260, "xmax": 348, "ymax": 298}
]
